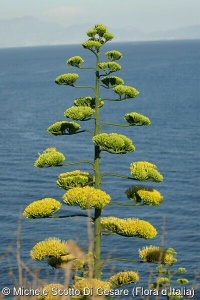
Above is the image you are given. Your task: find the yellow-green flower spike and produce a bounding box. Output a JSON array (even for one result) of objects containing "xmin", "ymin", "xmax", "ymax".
[
  {"xmin": 125, "ymin": 112, "xmax": 151, "ymax": 126},
  {"xmin": 66, "ymin": 56, "xmax": 84, "ymax": 68},
  {"xmin": 34, "ymin": 148, "xmax": 65, "ymax": 168},
  {"xmin": 105, "ymin": 50, "xmax": 123, "ymax": 61},
  {"xmin": 23, "ymin": 198, "xmax": 61, "ymax": 219},
  {"xmin": 73, "ymin": 278, "xmax": 111, "ymax": 297},
  {"xmin": 47, "ymin": 121, "xmax": 80, "ymax": 135},
  {"xmin": 63, "ymin": 186, "xmax": 111, "ymax": 209},
  {"xmin": 74, "ymin": 96, "xmax": 104, "ymax": 108},
  {"xmin": 55, "ymin": 73, "xmax": 79, "ymax": 85},
  {"xmin": 92, "ymin": 133, "xmax": 135, "ymax": 154},
  {"xmin": 101, "ymin": 217, "xmax": 157, "ymax": 239},
  {"xmin": 130, "ymin": 161, "xmax": 163, "ymax": 182},
  {"xmin": 110, "ymin": 271, "xmax": 139, "ymax": 287},
  {"xmin": 30, "ymin": 238, "xmax": 68, "ymax": 260},
  {"xmin": 57, "ymin": 170, "xmax": 93, "ymax": 190},
  {"xmin": 98, "ymin": 61, "xmax": 121, "ymax": 73},
  {"xmin": 139, "ymin": 246, "xmax": 177, "ymax": 265},
  {"xmin": 64, "ymin": 106, "xmax": 94, "ymax": 121},
  {"xmin": 113, "ymin": 85, "xmax": 139, "ymax": 99},
  {"xmin": 101, "ymin": 76, "xmax": 124, "ymax": 87},
  {"xmin": 38, "ymin": 283, "xmax": 65, "ymax": 300},
  {"xmin": 125, "ymin": 186, "xmax": 163, "ymax": 206}
]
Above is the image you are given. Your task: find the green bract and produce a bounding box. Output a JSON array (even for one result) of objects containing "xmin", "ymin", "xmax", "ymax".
[
  {"xmin": 125, "ymin": 112, "xmax": 151, "ymax": 126},
  {"xmin": 47, "ymin": 121, "xmax": 80, "ymax": 135},
  {"xmin": 101, "ymin": 76, "xmax": 124, "ymax": 87},
  {"xmin": 63, "ymin": 186, "xmax": 111, "ymax": 209},
  {"xmin": 101, "ymin": 217, "xmax": 157, "ymax": 239},
  {"xmin": 55, "ymin": 73, "xmax": 79, "ymax": 85},
  {"xmin": 98, "ymin": 61, "xmax": 121, "ymax": 73},
  {"xmin": 57, "ymin": 170, "xmax": 93, "ymax": 190},
  {"xmin": 105, "ymin": 50, "xmax": 123, "ymax": 61},
  {"xmin": 125, "ymin": 186, "xmax": 163, "ymax": 206},
  {"xmin": 23, "ymin": 198, "xmax": 61, "ymax": 219},
  {"xmin": 92, "ymin": 133, "xmax": 135, "ymax": 154},
  {"xmin": 34, "ymin": 148, "xmax": 65, "ymax": 168},
  {"xmin": 130, "ymin": 161, "xmax": 164, "ymax": 182},
  {"xmin": 66, "ymin": 56, "xmax": 84, "ymax": 68},
  {"xmin": 64, "ymin": 106, "xmax": 94, "ymax": 120},
  {"xmin": 113, "ymin": 85, "xmax": 139, "ymax": 99},
  {"xmin": 74, "ymin": 96, "xmax": 104, "ymax": 108}
]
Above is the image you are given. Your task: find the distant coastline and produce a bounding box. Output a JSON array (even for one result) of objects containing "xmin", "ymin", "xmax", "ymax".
[{"xmin": 0, "ymin": 16, "xmax": 199, "ymax": 48}]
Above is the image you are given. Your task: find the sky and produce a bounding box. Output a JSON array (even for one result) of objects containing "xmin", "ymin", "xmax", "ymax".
[{"xmin": 0, "ymin": 0, "xmax": 200, "ymax": 32}]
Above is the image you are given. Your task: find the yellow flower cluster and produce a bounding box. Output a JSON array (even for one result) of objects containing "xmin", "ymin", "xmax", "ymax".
[
  {"xmin": 139, "ymin": 246, "xmax": 177, "ymax": 265},
  {"xmin": 110, "ymin": 271, "xmax": 139, "ymax": 287},
  {"xmin": 125, "ymin": 186, "xmax": 163, "ymax": 206},
  {"xmin": 63, "ymin": 186, "xmax": 111, "ymax": 209},
  {"xmin": 55, "ymin": 73, "xmax": 79, "ymax": 85},
  {"xmin": 113, "ymin": 85, "xmax": 139, "ymax": 99},
  {"xmin": 30, "ymin": 238, "xmax": 68, "ymax": 260},
  {"xmin": 101, "ymin": 217, "xmax": 157, "ymax": 239},
  {"xmin": 125, "ymin": 112, "xmax": 151, "ymax": 126},
  {"xmin": 67, "ymin": 56, "xmax": 84, "ymax": 68},
  {"xmin": 64, "ymin": 106, "xmax": 94, "ymax": 121},
  {"xmin": 85, "ymin": 24, "xmax": 114, "ymax": 45},
  {"xmin": 73, "ymin": 278, "xmax": 111, "ymax": 297},
  {"xmin": 23, "ymin": 198, "xmax": 61, "ymax": 219},
  {"xmin": 74, "ymin": 96, "xmax": 104, "ymax": 108},
  {"xmin": 47, "ymin": 121, "xmax": 80, "ymax": 135},
  {"xmin": 38, "ymin": 283, "xmax": 65, "ymax": 300},
  {"xmin": 98, "ymin": 61, "xmax": 121, "ymax": 73},
  {"xmin": 130, "ymin": 161, "xmax": 163, "ymax": 182},
  {"xmin": 92, "ymin": 133, "xmax": 135, "ymax": 154},
  {"xmin": 105, "ymin": 50, "xmax": 123, "ymax": 61},
  {"xmin": 34, "ymin": 148, "xmax": 65, "ymax": 168},
  {"xmin": 57, "ymin": 170, "xmax": 93, "ymax": 190},
  {"xmin": 101, "ymin": 76, "xmax": 124, "ymax": 87}
]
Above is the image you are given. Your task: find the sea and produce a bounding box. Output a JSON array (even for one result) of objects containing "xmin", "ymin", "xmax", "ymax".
[{"xmin": 0, "ymin": 40, "xmax": 200, "ymax": 299}]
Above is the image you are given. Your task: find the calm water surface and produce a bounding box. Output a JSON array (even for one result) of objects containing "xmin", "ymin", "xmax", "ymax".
[{"xmin": 0, "ymin": 40, "xmax": 199, "ymax": 299}]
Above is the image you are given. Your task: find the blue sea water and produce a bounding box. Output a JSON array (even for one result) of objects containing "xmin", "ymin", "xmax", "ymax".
[{"xmin": 0, "ymin": 40, "xmax": 200, "ymax": 299}]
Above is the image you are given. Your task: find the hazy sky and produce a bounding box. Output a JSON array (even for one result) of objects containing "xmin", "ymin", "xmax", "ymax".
[{"xmin": 0, "ymin": 0, "xmax": 199, "ymax": 31}]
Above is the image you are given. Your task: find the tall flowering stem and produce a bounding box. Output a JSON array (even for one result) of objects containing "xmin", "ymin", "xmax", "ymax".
[
  {"xmin": 23, "ymin": 24, "xmax": 175, "ymax": 294},
  {"xmin": 94, "ymin": 51, "xmax": 102, "ymax": 279}
]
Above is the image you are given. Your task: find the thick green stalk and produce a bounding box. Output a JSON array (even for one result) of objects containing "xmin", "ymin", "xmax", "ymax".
[{"xmin": 94, "ymin": 52, "xmax": 102, "ymax": 279}]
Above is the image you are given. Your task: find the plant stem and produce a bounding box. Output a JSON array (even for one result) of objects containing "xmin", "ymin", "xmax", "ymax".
[{"xmin": 94, "ymin": 51, "xmax": 102, "ymax": 280}]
